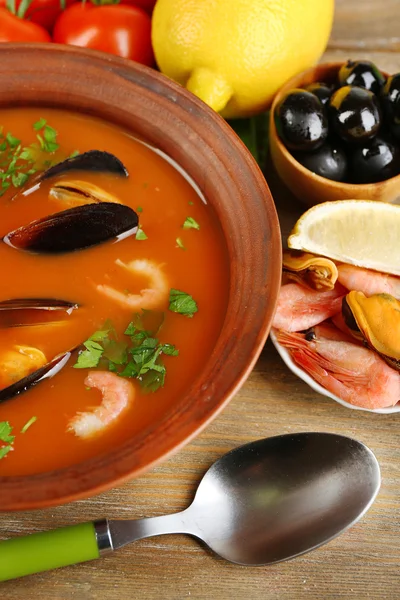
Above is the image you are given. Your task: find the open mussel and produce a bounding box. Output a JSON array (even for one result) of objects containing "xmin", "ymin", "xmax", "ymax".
[
  {"xmin": 3, "ymin": 202, "xmax": 139, "ymax": 254},
  {"xmin": 342, "ymin": 290, "xmax": 400, "ymax": 370},
  {"xmin": 49, "ymin": 180, "xmax": 122, "ymax": 207},
  {"xmin": 0, "ymin": 349, "xmax": 72, "ymax": 404},
  {"xmin": 282, "ymin": 250, "xmax": 338, "ymax": 291},
  {"xmin": 0, "ymin": 298, "xmax": 78, "ymax": 327}
]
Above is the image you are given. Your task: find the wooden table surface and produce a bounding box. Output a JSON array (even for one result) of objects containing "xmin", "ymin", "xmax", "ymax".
[{"xmin": 2, "ymin": 2, "xmax": 400, "ymax": 598}]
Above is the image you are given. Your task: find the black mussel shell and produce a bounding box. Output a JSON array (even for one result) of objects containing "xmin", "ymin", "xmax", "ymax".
[
  {"xmin": 39, "ymin": 150, "xmax": 128, "ymax": 182},
  {"xmin": 0, "ymin": 298, "xmax": 78, "ymax": 327},
  {"xmin": 3, "ymin": 203, "xmax": 138, "ymax": 254},
  {"xmin": 0, "ymin": 351, "xmax": 71, "ymax": 404}
]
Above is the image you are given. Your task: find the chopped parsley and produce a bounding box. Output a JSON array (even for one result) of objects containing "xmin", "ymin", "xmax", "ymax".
[
  {"xmin": 73, "ymin": 312, "xmax": 179, "ymax": 393},
  {"xmin": 169, "ymin": 289, "xmax": 198, "ymax": 318},
  {"xmin": 183, "ymin": 217, "xmax": 200, "ymax": 230},
  {"xmin": 136, "ymin": 228, "xmax": 148, "ymax": 241},
  {"xmin": 0, "ymin": 118, "xmax": 60, "ymax": 197},
  {"xmin": 0, "ymin": 421, "xmax": 15, "ymax": 459},
  {"xmin": 176, "ymin": 237, "xmax": 186, "ymax": 250},
  {"xmin": 0, "ymin": 417, "xmax": 37, "ymax": 459},
  {"xmin": 21, "ymin": 416, "xmax": 37, "ymax": 434},
  {"xmin": 136, "ymin": 206, "xmax": 143, "ymax": 213}
]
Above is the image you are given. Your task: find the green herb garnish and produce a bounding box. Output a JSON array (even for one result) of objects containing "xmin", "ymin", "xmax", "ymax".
[
  {"xmin": 73, "ymin": 313, "xmax": 178, "ymax": 393},
  {"xmin": 136, "ymin": 206, "xmax": 143, "ymax": 213},
  {"xmin": 169, "ymin": 289, "xmax": 198, "ymax": 318},
  {"xmin": 176, "ymin": 237, "xmax": 185, "ymax": 250},
  {"xmin": 21, "ymin": 416, "xmax": 37, "ymax": 434},
  {"xmin": 0, "ymin": 118, "xmax": 60, "ymax": 196},
  {"xmin": 183, "ymin": 217, "xmax": 200, "ymax": 230},
  {"xmin": 73, "ymin": 324, "xmax": 113, "ymax": 369},
  {"xmin": 136, "ymin": 228, "xmax": 148, "ymax": 241},
  {"xmin": 0, "ymin": 421, "xmax": 15, "ymax": 459}
]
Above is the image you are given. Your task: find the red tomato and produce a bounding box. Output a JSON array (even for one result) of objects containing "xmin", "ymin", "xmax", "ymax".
[
  {"xmin": 53, "ymin": 3, "xmax": 154, "ymax": 66},
  {"xmin": 0, "ymin": 8, "xmax": 51, "ymax": 41},
  {"xmin": 0, "ymin": 0, "xmax": 77, "ymax": 32},
  {"xmin": 119, "ymin": 0, "xmax": 156, "ymax": 13}
]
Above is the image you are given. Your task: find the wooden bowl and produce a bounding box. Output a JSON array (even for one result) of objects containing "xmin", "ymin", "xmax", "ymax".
[
  {"xmin": 0, "ymin": 44, "xmax": 281, "ymax": 511},
  {"xmin": 270, "ymin": 62, "xmax": 400, "ymax": 207}
]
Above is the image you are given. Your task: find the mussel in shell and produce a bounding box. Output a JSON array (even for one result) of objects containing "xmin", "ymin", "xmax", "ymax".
[
  {"xmin": 39, "ymin": 150, "xmax": 128, "ymax": 182},
  {"xmin": 282, "ymin": 250, "xmax": 338, "ymax": 291},
  {"xmin": 49, "ymin": 180, "xmax": 122, "ymax": 207},
  {"xmin": 342, "ymin": 290, "xmax": 400, "ymax": 370},
  {"xmin": 0, "ymin": 350, "xmax": 72, "ymax": 404},
  {"xmin": 0, "ymin": 298, "xmax": 78, "ymax": 327},
  {"xmin": 3, "ymin": 202, "xmax": 138, "ymax": 254}
]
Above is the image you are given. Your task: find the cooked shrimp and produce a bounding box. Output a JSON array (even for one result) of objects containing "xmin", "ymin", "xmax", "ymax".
[
  {"xmin": 308, "ymin": 321, "xmax": 355, "ymax": 343},
  {"xmin": 97, "ymin": 259, "xmax": 169, "ymax": 311},
  {"xmin": 272, "ymin": 282, "xmax": 345, "ymax": 332},
  {"xmin": 68, "ymin": 371, "xmax": 135, "ymax": 438},
  {"xmin": 275, "ymin": 328, "xmax": 400, "ymax": 409},
  {"xmin": 338, "ymin": 264, "xmax": 400, "ymax": 299}
]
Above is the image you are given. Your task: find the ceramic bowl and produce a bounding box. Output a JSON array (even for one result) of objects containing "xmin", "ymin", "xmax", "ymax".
[
  {"xmin": 269, "ymin": 62, "xmax": 400, "ymax": 208},
  {"xmin": 270, "ymin": 331, "xmax": 400, "ymax": 414},
  {"xmin": 0, "ymin": 44, "xmax": 281, "ymax": 511}
]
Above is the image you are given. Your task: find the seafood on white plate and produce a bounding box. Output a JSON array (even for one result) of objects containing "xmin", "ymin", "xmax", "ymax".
[{"xmin": 272, "ymin": 250, "xmax": 400, "ymax": 412}]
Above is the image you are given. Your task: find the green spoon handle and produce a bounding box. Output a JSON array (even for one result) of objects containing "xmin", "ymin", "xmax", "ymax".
[{"xmin": 0, "ymin": 522, "xmax": 101, "ymax": 582}]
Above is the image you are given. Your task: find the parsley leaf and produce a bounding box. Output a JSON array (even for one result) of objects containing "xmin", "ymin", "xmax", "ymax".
[
  {"xmin": 74, "ymin": 338, "xmax": 105, "ymax": 369},
  {"xmin": 176, "ymin": 237, "xmax": 185, "ymax": 250},
  {"xmin": 183, "ymin": 217, "xmax": 200, "ymax": 230},
  {"xmin": 0, "ymin": 119, "xmax": 60, "ymax": 196},
  {"xmin": 76, "ymin": 312, "xmax": 179, "ymax": 393},
  {"xmin": 169, "ymin": 289, "xmax": 198, "ymax": 318},
  {"xmin": 136, "ymin": 206, "xmax": 143, "ymax": 213},
  {"xmin": 0, "ymin": 421, "xmax": 15, "ymax": 460},
  {"xmin": 136, "ymin": 228, "xmax": 148, "ymax": 241},
  {"xmin": 33, "ymin": 118, "xmax": 47, "ymax": 131},
  {"xmin": 0, "ymin": 421, "xmax": 14, "ymax": 443}
]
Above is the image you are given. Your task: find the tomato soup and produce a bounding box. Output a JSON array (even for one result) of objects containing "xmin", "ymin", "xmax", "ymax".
[{"xmin": 0, "ymin": 108, "xmax": 229, "ymax": 476}]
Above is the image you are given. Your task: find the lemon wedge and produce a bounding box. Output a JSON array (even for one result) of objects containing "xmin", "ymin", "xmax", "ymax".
[{"xmin": 287, "ymin": 200, "xmax": 400, "ymax": 276}]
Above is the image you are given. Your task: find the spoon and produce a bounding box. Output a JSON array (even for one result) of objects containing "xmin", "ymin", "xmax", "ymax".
[{"xmin": 0, "ymin": 432, "xmax": 380, "ymax": 581}]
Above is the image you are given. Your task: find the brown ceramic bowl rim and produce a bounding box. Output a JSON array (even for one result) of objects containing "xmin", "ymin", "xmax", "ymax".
[
  {"xmin": 0, "ymin": 43, "xmax": 281, "ymax": 511},
  {"xmin": 270, "ymin": 61, "xmax": 400, "ymax": 191}
]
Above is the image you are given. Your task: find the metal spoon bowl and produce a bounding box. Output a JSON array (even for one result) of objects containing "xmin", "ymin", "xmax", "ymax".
[
  {"xmin": 109, "ymin": 432, "xmax": 381, "ymax": 565},
  {"xmin": 0, "ymin": 432, "xmax": 380, "ymax": 581}
]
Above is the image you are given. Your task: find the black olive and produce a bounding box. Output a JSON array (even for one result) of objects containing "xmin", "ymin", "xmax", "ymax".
[
  {"xmin": 329, "ymin": 86, "xmax": 381, "ymax": 144},
  {"xmin": 338, "ymin": 60, "xmax": 385, "ymax": 95},
  {"xmin": 274, "ymin": 89, "xmax": 328, "ymax": 151},
  {"xmin": 305, "ymin": 82, "xmax": 333, "ymax": 106},
  {"xmin": 293, "ymin": 141, "xmax": 347, "ymax": 182},
  {"xmin": 381, "ymin": 73, "xmax": 400, "ymax": 141},
  {"xmin": 349, "ymin": 136, "xmax": 400, "ymax": 183}
]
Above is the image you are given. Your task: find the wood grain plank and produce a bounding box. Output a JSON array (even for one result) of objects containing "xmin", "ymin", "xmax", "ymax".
[{"xmin": 330, "ymin": 0, "xmax": 400, "ymax": 51}]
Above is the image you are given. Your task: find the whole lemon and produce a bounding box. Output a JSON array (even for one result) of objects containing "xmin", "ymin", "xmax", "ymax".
[{"xmin": 152, "ymin": 0, "xmax": 334, "ymax": 118}]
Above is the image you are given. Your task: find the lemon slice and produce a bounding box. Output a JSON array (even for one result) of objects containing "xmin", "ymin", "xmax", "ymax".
[{"xmin": 287, "ymin": 200, "xmax": 400, "ymax": 276}]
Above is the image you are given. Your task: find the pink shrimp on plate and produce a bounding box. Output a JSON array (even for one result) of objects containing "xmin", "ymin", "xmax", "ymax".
[
  {"xmin": 337, "ymin": 264, "xmax": 400, "ymax": 299},
  {"xmin": 274, "ymin": 328, "xmax": 400, "ymax": 410},
  {"xmin": 68, "ymin": 371, "xmax": 135, "ymax": 439},
  {"xmin": 272, "ymin": 282, "xmax": 346, "ymax": 332}
]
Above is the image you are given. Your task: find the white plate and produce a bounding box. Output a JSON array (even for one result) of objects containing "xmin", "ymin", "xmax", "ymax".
[{"xmin": 270, "ymin": 330, "xmax": 400, "ymax": 414}]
